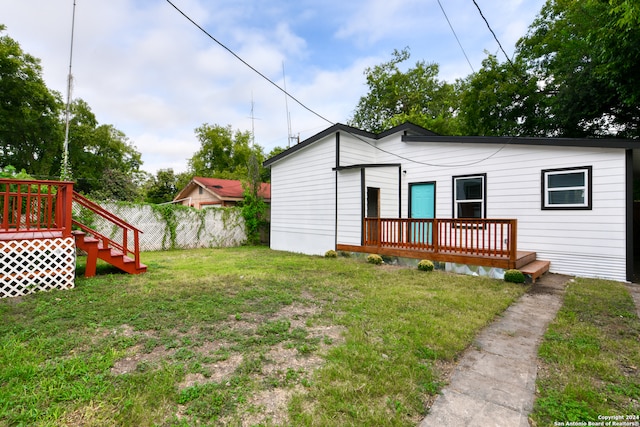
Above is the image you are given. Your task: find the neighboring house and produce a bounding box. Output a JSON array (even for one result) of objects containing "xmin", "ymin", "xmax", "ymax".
[
  {"xmin": 173, "ymin": 177, "xmax": 271, "ymax": 209},
  {"xmin": 263, "ymin": 122, "xmax": 640, "ymax": 282}
]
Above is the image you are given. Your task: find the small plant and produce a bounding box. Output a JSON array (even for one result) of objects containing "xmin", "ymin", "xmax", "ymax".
[
  {"xmin": 324, "ymin": 250, "xmax": 337, "ymax": 258},
  {"xmin": 417, "ymin": 260, "xmax": 434, "ymax": 272},
  {"xmin": 504, "ymin": 269, "xmax": 525, "ymax": 283},
  {"xmin": 367, "ymin": 254, "xmax": 383, "ymax": 265}
]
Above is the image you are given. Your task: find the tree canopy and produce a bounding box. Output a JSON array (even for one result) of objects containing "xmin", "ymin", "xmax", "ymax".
[
  {"xmin": 350, "ymin": 1, "xmax": 640, "ymax": 139},
  {"xmin": 516, "ymin": 0, "xmax": 640, "ymax": 138},
  {"xmin": 0, "ymin": 25, "xmax": 63, "ymax": 178},
  {"xmin": 349, "ymin": 48, "xmax": 461, "ymax": 135},
  {"xmin": 0, "ymin": 26, "xmax": 145, "ymax": 200},
  {"xmin": 188, "ymin": 123, "xmax": 264, "ymax": 180}
]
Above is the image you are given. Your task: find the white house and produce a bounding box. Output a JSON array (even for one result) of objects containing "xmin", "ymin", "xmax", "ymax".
[{"xmin": 264, "ymin": 123, "xmax": 640, "ymax": 282}]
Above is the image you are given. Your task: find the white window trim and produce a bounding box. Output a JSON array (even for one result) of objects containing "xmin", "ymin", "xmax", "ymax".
[
  {"xmin": 453, "ymin": 174, "xmax": 486, "ymax": 219},
  {"xmin": 542, "ymin": 166, "xmax": 592, "ymax": 210}
]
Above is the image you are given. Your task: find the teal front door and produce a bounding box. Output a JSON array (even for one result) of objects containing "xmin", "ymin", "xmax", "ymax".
[{"xmin": 410, "ymin": 183, "xmax": 435, "ymax": 244}]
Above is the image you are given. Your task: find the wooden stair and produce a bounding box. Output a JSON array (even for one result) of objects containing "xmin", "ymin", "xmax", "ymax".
[
  {"xmin": 73, "ymin": 230, "xmax": 147, "ymax": 277},
  {"xmin": 519, "ymin": 259, "xmax": 550, "ymax": 283}
]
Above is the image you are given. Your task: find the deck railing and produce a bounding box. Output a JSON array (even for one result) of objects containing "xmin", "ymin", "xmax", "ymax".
[
  {"xmin": 364, "ymin": 217, "xmax": 518, "ymax": 263},
  {"xmin": 0, "ymin": 179, "xmax": 73, "ymax": 237},
  {"xmin": 72, "ymin": 191, "xmax": 144, "ymax": 271}
]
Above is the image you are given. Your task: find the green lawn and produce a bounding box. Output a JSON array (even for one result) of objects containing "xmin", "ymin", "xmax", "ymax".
[
  {"xmin": 0, "ymin": 247, "xmax": 527, "ymax": 426},
  {"xmin": 531, "ymin": 278, "xmax": 640, "ymax": 426}
]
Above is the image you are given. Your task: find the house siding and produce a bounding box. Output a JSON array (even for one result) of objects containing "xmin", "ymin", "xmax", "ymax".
[
  {"xmin": 375, "ymin": 141, "xmax": 628, "ymax": 281},
  {"xmin": 339, "ymin": 132, "xmax": 377, "ymax": 166},
  {"xmin": 336, "ymin": 169, "xmax": 362, "ymax": 246},
  {"xmin": 269, "ymin": 138, "xmax": 336, "ymax": 255},
  {"xmin": 267, "ymin": 124, "xmax": 632, "ymax": 282}
]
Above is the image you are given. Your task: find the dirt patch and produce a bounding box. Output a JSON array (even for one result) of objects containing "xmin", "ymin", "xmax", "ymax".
[
  {"xmin": 240, "ymin": 385, "xmax": 304, "ymax": 427},
  {"xmin": 527, "ymin": 273, "xmax": 571, "ymax": 295},
  {"xmin": 262, "ymin": 344, "xmax": 324, "ymax": 376},
  {"xmin": 308, "ymin": 324, "xmax": 346, "ymax": 345},
  {"xmin": 110, "ymin": 344, "xmax": 174, "ymax": 375},
  {"xmin": 273, "ymin": 302, "xmax": 320, "ymax": 329}
]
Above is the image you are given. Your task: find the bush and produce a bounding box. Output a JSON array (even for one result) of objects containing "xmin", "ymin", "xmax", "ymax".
[
  {"xmin": 417, "ymin": 260, "xmax": 434, "ymax": 272},
  {"xmin": 367, "ymin": 254, "xmax": 383, "ymax": 265},
  {"xmin": 504, "ymin": 269, "xmax": 526, "ymax": 283},
  {"xmin": 325, "ymin": 250, "xmax": 337, "ymax": 258}
]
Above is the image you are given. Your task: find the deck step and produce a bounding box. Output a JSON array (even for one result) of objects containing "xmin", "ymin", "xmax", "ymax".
[{"xmin": 520, "ymin": 260, "xmax": 550, "ymax": 283}]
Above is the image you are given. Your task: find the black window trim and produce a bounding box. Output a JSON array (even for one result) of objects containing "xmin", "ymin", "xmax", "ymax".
[
  {"xmin": 452, "ymin": 173, "xmax": 487, "ymax": 219},
  {"xmin": 541, "ymin": 166, "xmax": 592, "ymax": 210}
]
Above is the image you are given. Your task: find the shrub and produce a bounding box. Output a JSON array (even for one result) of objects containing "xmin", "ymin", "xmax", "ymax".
[
  {"xmin": 417, "ymin": 260, "xmax": 434, "ymax": 272},
  {"xmin": 325, "ymin": 250, "xmax": 337, "ymax": 258},
  {"xmin": 504, "ymin": 269, "xmax": 526, "ymax": 283},
  {"xmin": 367, "ymin": 254, "xmax": 383, "ymax": 265}
]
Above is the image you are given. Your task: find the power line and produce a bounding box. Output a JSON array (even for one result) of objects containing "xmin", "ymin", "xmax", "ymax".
[
  {"xmin": 164, "ymin": 0, "xmax": 509, "ymax": 168},
  {"xmin": 164, "ymin": 0, "xmax": 334, "ymax": 126},
  {"xmin": 471, "ymin": 0, "xmax": 514, "ymax": 66},
  {"xmin": 437, "ymin": 0, "xmax": 475, "ymax": 73}
]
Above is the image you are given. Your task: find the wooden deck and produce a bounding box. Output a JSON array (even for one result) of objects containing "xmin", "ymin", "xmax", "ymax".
[
  {"xmin": 337, "ymin": 244, "xmax": 534, "ymax": 270},
  {"xmin": 1, "ymin": 178, "xmax": 145, "ymax": 277},
  {"xmin": 352, "ymin": 217, "xmax": 521, "ymax": 269},
  {"xmin": 340, "ymin": 217, "xmax": 550, "ymax": 277},
  {"xmin": 0, "ymin": 230, "xmax": 65, "ymax": 241}
]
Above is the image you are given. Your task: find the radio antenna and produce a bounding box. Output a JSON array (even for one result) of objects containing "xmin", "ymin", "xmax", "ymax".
[{"xmin": 61, "ymin": 0, "xmax": 77, "ymax": 180}]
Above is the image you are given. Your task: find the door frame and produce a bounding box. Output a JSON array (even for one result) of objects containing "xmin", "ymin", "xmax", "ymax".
[
  {"xmin": 409, "ymin": 182, "xmax": 436, "ymax": 245},
  {"xmin": 409, "ymin": 181, "xmax": 436, "ymax": 219}
]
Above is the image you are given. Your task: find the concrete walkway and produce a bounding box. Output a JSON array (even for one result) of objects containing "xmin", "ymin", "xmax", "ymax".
[{"xmin": 419, "ymin": 273, "xmax": 570, "ymax": 427}]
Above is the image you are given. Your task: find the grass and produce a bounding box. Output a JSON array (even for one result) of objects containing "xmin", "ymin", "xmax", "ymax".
[
  {"xmin": 531, "ymin": 278, "xmax": 640, "ymax": 426},
  {"xmin": 0, "ymin": 246, "xmax": 527, "ymax": 426}
]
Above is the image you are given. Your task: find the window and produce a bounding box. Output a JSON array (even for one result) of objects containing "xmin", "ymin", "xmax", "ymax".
[
  {"xmin": 198, "ymin": 187, "xmax": 203, "ymax": 195},
  {"xmin": 542, "ymin": 166, "xmax": 592, "ymax": 210},
  {"xmin": 453, "ymin": 174, "xmax": 486, "ymax": 218}
]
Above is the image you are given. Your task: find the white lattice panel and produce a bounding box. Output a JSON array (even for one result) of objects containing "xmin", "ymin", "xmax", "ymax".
[{"xmin": 0, "ymin": 237, "xmax": 76, "ymax": 298}]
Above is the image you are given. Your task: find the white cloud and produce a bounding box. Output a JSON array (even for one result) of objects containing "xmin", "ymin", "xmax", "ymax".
[{"xmin": 0, "ymin": 0, "xmax": 546, "ymax": 174}]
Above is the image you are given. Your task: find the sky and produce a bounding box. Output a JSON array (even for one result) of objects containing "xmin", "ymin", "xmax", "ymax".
[{"xmin": 1, "ymin": 0, "xmax": 545, "ymax": 176}]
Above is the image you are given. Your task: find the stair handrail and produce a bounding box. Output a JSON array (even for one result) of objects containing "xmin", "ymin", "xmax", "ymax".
[{"xmin": 72, "ymin": 191, "xmax": 143, "ymax": 269}]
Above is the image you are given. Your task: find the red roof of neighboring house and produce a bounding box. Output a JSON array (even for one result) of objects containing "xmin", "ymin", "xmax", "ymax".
[{"xmin": 192, "ymin": 177, "xmax": 271, "ymax": 200}]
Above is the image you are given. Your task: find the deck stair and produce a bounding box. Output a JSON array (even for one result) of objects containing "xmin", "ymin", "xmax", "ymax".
[
  {"xmin": 72, "ymin": 230, "xmax": 147, "ymax": 277},
  {"xmin": 519, "ymin": 258, "xmax": 550, "ymax": 283},
  {"xmin": 71, "ymin": 192, "xmax": 147, "ymax": 278}
]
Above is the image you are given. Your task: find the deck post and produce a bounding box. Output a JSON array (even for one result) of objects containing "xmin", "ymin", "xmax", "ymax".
[
  {"xmin": 61, "ymin": 182, "xmax": 74, "ymax": 238},
  {"xmin": 509, "ymin": 219, "xmax": 518, "ymax": 268},
  {"xmin": 433, "ymin": 219, "xmax": 439, "ymax": 254}
]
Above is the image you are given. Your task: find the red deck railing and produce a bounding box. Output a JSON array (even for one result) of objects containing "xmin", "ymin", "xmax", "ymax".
[
  {"xmin": 0, "ymin": 178, "xmax": 144, "ymax": 272},
  {"xmin": 0, "ymin": 178, "xmax": 73, "ymax": 238},
  {"xmin": 363, "ymin": 217, "xmax": 518, "ymax": 264},
  {"xmin": 72, "ymin": 191, "xmax": 144, "ymax": 271}
]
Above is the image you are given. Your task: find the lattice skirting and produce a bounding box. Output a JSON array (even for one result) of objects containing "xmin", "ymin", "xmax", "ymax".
[{"xmin": 1, "ymin": 237, "xmax": 76, "ymax": 298}]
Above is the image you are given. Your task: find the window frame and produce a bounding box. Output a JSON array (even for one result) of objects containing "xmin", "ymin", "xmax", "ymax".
[
  {"xmin": 452, "ymin": 173, "xmax": 487, "ymax": 219},
  {"xmin": 541, "ymin": 166, "xmax": 592, "ymax": 210}
]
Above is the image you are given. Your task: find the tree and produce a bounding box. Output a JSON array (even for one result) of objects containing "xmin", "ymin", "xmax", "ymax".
[
  {"xmin": 458, "ymin": 54, "xmax": 546, "ymax": 136},
  {"xmin": 188, "ymin": 124, "xmax": 263, "ymax": 179},
  {"xmin": 0, "ymin": 26, "xmax": 63, "ymax": 178},
  {"xmin": 240, "ymin": 153, "xmax": 267, "ymax": 245},
  {"xmin": 144, "ymin": 168, "xmax": 179, "ymax": 204},
  {"xmin": 349, "ymin": 48, "xmax": 461, "ymax": 135},
  {"xmin": 64, "ymin": 99, "xmax": 143, "ymax": 200},
  {"xmin": 516, "ymin": 0, "xmax": 640, "ymax": 138}
]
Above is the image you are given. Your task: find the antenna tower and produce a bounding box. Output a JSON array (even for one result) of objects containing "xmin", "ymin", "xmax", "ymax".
[
  {"xmin": 62, "ymin": 0, "xmax": 77, "ymax": 180},
  {"xmin": 282, "ymin": 62, "xmax": 296, "ymax": 147}
]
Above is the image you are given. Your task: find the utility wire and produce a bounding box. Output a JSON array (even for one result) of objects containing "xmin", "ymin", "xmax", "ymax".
[
  {"xmin": 437, "ymin": 0, "xmax": 474, "ymax": 73},
  {"xmin": 165, "ymin": 0, "xmax": 334, "ymax": 126},
  {"xmin": 471, "ymin": 0, "xmax": 514, "ymax": 66},
  {"xmin": 165, "ymin": 0, "xmax": 510, "ymax": 168}
]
